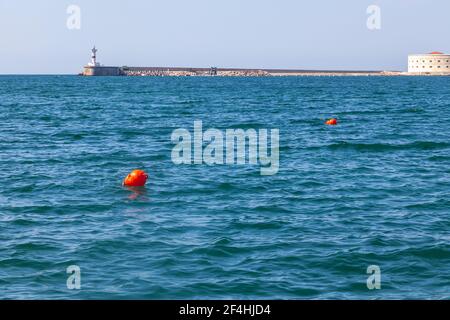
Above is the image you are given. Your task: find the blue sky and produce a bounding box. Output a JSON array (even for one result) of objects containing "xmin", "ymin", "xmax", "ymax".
[{"xmin": 0, "ymin": 0, "xmax": 449, "ymax": 74}]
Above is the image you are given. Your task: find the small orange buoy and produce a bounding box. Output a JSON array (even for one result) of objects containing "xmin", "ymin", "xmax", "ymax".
[
  {"xmin": 325, "ymin": 118, "xmax": 338, "ymax": 125},
  {"xmin": 123, "ymin": 169, "xmax": 148, "ymax": 187}
]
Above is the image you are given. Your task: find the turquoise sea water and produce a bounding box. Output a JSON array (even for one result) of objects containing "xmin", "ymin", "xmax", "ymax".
[{"xmin": 0, "ymin": 75, "xmax": 449, "ymax": 299}]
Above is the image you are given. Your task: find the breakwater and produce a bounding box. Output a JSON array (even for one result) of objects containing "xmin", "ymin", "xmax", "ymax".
[{"xmin": 82, "ymin": 65, "xmax": 393, "ymax": 77}]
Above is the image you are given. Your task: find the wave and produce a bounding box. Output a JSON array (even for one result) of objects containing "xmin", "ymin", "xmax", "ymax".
[{"xmin": 325, "ymin": 141, "xmax": 450, "ymax": 152}]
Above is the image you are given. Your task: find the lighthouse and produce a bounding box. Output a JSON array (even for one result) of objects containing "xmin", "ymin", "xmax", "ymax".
[
  {"xmin": 88, "ymin": 46, "xmax": 100, "ymax": 67},
  {"xmin": 82, "ymin": 46, "xmax": 121, "ymax": 76}
]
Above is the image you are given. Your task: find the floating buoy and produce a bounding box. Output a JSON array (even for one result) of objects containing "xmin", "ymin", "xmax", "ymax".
[
  {"xmin": 123, "ymin": 169, "xmax": 148, "ymax": 187},
  {"xmin": 325, "ymin": 118, "xmax": 338, "ymax": 126}
]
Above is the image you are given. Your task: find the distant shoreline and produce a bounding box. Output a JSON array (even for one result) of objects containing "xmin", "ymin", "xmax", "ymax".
[{"xmin": 2, "ymin": 72, "xmax": 450, "ymax": 77}]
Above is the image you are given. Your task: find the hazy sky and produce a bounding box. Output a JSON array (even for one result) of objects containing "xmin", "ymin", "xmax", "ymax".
[{"xmin": 0, "ymin": 0, "xmax": 449, "ymax": 74}]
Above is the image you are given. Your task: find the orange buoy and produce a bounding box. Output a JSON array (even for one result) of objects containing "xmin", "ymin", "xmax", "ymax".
[
  {"xmin": 123, "ymin": 169, "xmax": 148, "ymax": 187},
  {"xmin": 325, "ymin": 118, "xmax": 338, "ymax": 126}
]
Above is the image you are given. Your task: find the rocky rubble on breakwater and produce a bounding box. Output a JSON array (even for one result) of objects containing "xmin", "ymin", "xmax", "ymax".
[{"xmin": 122, "ymin": 69, "xmax": 271, "ymax": 77}]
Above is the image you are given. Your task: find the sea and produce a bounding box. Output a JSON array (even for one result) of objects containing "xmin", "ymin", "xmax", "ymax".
[{"xmin": 0, "ymin": 75, "xmax": 449, "ymax": 299}]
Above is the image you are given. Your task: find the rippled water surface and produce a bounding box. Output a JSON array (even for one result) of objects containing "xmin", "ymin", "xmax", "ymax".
[{"xmin": 0, "ymin": 75, "xmax": 449, "ymax": 299}]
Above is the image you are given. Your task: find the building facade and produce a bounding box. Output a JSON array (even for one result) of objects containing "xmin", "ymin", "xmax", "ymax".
[{"xmin": 408, "ymin": 52, "xmax": 450, "ymax": 74}]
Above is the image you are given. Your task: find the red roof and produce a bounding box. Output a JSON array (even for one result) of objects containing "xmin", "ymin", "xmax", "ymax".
[{"xmin": 430, "ymin": 51, "xmax": 444, "ymax": 54}]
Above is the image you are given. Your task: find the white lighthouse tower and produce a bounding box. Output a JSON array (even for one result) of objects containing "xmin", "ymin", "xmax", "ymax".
[
  {"xmin": 82, "ymin": 46, "xmax": 121, "ymax": 76},
  {"xmin": 88, "ymin": 46, "xmax": 100, "ymax": 67}
]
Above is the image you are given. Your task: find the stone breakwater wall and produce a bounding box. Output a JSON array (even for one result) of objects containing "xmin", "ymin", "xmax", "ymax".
[
  {"xmin": 119, "ymin": 67, "xmax": 385, "ymax": 77},
  {"xmin": 121, "ymin": 67, "xmax": 270, "ymax": 77},
  {"xmin": 82, "ymin": 66, "xmax": 122, "ymax": 76},
  {"xmin": 83, "ymin": 66, "xmax": 410, "ymax": 77}
]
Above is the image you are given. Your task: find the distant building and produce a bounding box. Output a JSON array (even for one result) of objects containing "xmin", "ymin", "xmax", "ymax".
[{"xmin": 408, "ymin": 52, "xmax": 450, "ymax": 74}]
